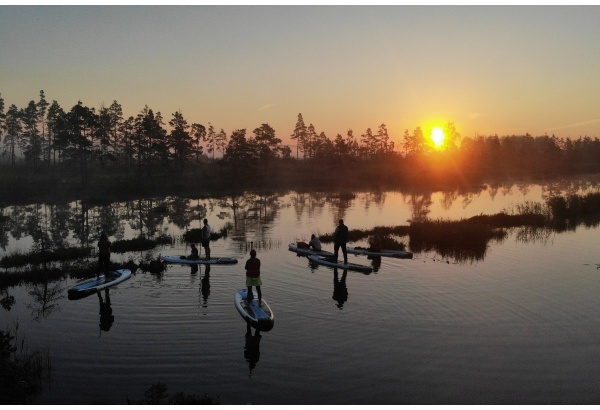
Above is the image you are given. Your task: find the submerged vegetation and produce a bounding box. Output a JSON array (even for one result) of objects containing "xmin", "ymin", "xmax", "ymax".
[{"xmin": 130, "ymin": 382, "xmax": 220, "ymax": 405}]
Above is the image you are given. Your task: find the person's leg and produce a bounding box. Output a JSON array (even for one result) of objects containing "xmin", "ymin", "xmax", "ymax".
[
  {"xmin": 206, "ymin": 244, "xmax": 211, "ymax": 259},
  {"xmin": 334, "ymin": 243, "xmax": 339, "ymax": 261},
  {"xmin": 342, "ymin": 243, "xmax": 347, "ymax": 264},
  {"xmin": 257, "ymin": 286, "xmax": 262, "ymax": 306},
  {"xmin": 247, "ymin": 286, "xmax": 253, "ymax": 302}
]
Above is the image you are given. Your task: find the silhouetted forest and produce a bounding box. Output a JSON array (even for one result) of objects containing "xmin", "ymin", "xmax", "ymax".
[{"xmin": 2, "ymin": 91, "xmax": 600, "ymax": 203}]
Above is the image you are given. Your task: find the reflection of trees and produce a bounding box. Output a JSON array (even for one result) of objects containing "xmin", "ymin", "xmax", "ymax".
[
  {"xmin": 327, "ymin": 191, "xmax": 355, "ymax": 225},
  {"xmin": 8, "ymin": 205, "xmax": 29, "ymax": 241},
  {"xmin": 126, "ymin": 199, "xmax": 171, "ymax": 238},
  {"xmin": 405, "ymin": 192, "xmax": 432, "ymax": 222},
  {"xmin": 166, "ymin": 197, "xmax": 206, "ymax": 230},
  {"xmin": 27, "ymin": 275, "xmax": 63, "ymax": 320},
  {"xmin": 0, "ymin": 209, "xmax": 10, "ymax": 250},
  {"xmin": 440, "ymin": 190, "xmax": 458, "ymax": 211},
  {"xmin": 93, "ymin": 203, "xmax": 121, "ymax": 240},
  {"xmin": 362, "ymin": 191, "xmax": 387, "ymax": 212},
  {"xmin": 291, "ymin": 192, "xmax": 327, "ymax": 222},
  {"xmin": 68, "ymin": 200, "xmax": 90, "ymax": 248},
  {"xmin": 48, "ymin": 203, "xmax": 72, "ymax": 248},
  {"xmin": 218, "ymin": 192, "xmax": 281, "ymax": 244}
]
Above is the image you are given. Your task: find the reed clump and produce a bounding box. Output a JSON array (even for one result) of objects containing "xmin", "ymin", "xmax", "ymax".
[{"xmin": 0, "ymin": 328, "xmax": 52, "ymax": 404}]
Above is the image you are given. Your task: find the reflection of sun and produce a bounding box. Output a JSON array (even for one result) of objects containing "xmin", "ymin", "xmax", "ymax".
[{"xmin": 431, "ymin": 127, "xmax": 445, "ymax": 149}]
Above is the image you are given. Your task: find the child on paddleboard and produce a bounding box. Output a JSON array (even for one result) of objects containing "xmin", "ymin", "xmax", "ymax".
[{"xmin": 245, "ymin": 249, "xmax": 262, "ymax": 306}]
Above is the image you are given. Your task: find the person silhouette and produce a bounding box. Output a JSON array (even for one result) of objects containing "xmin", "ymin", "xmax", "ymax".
[
  {"xmin": 201, "ymin": 219, "xmax": 211, "ymax": 260},
  {"xmin": 97, "ymin": 232, "xmax": 111, "ymax": 277},
  {"xmin": 244, "ymin": 323, "xmax": 262, "ymax": 378},
  {"xmin": 333, "ymin": 219, "xmax": 348, "ymax": 264},
  {"xmin": 245, "ymin": 249, "xmax": 262, "ymax": 306},
  {"xmin": 98, "ymin": 289, "xmax": 114, "ymax": 332}
]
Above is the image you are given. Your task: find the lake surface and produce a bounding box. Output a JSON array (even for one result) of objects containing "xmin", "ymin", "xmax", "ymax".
[{"xmin": 3, "ymin": 179, "xmax": 600, "ymax": 404}]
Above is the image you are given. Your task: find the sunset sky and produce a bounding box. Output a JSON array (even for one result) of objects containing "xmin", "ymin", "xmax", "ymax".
[{"xmin": 2, "ymin": 5, "xmax": 600, "ymax": 147}]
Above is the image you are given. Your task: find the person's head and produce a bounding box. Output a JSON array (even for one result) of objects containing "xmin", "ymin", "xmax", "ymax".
[
  {"xmin": 203, "ymin": 219, "xmax": 208, "ymax": 224},
  {"xmin": 100, "ymin": 232, "xmax": 107, "ymax": 241},
  {"xmin": 191, "ymin": 243, "xmax": 196, "ymax": 248},
  {"xmin": 311, "ymin": 234, "xmax": 316, "ymax": 239},
  {"xmin": 250, "ymin": 249, "xmax": 257, "ymax": 258},
  {"xmin": 339, "ymin": 219, "xmax": 344, "ymax": 225}
]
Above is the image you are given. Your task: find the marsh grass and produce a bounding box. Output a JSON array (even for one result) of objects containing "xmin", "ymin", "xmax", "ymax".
[
  {"xmin": 0, "ymin": 326, "xmax": 52, "ymax": 404},
  {"xmin": 111, "ymin": 234, "xmax": 172, "ymax": 253},
  {"xmin": 0, "ymin": 247, "xmax": 91, "ymax": 269}
]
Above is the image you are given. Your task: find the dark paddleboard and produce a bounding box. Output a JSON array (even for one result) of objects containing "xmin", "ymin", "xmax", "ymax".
[
  {"xmin": 161, "ymin": 255, "xmax": 238, "ymax": 265},
  {"xmin": 234, "ymin": 289, "xmax": 274, "ymax": 331},
  {"xmin": 346, "ymin": 246, "xmax": 413, "ymax": 259},
  {"xmin": 68, "ymin": 269, "xmax": 131, "ymax": 300},
  {"xmin": 307, "ymin": 255, "xmax": 373, "ymax": 274}
]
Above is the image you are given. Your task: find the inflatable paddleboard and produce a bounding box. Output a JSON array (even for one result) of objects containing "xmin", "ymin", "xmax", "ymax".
[
  {"xmin": 161, "ymin": 255, "xmax": 238, "ymax": 265},
  {"xmin": 307, "ymin": 255, "xmax": 373, "ymax": 274},
  {"xmin": 68, "ymin": 269, "xmax": 131, "ymax": 300},
  {"xmin": 346, "ymin": 246, "xmax": 413, "ymax": 259},
  {"xmin": 234, "ymin": 288, "xmax": 274, "ymax": 331},
  {"xmin": 288, "ymin": 242, "xmax": 334, "ymax": 257}
]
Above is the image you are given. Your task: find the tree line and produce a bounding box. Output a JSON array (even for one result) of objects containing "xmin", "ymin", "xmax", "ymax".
[{"xmin": 2, "ymin": 90, "xmax": 600, "ymax": 193}]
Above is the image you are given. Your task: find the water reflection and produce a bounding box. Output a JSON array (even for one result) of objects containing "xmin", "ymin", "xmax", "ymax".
[
  {"xmin": 368, "ymin": 255, "xmax": 381, "ymax": 272},
  {"xmin": 98, "ymin": 289, "xmax": 114, "ymax": 332},
  {"xmin": 243, "ymin": 323, "xmax": 262, "ymax": 378},
  {"xmin": 4, "ymin": 182, "xmax": 600, "ymax": 268},
  {"xmin": 332, "ymin": 268, "xmax": 348, "ymax": 309},
  {"xmin": 27, "ymin": 274, "xmax": 63, "ymax": 321},
  {"xmin": 200, "ymin": 265, "xmax": 211, "ymax": 308}
]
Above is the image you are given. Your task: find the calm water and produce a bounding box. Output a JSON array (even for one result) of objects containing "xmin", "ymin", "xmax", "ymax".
[{"xmin": 3, "ymin": 180, "xmax": 600, "ymax": 404}]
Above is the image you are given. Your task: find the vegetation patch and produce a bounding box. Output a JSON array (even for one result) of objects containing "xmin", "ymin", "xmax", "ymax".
[
  {"xmin": 183, "ymin": 227, "xmax": 226, "ymax": 243},
  {"xmin": 0, "ymin": 329, "xmax": 52, "ymax": 405},
  {"xmin": 0, "ymin": 247, "xmax": 91, "ymax": 269},
  {"xmin": 131, "ymin": 382, "xmax": 220, "ymax": 405},
  {"xmin": 111, "ymin": 235, "xmax": 172, "ymax": 253}
]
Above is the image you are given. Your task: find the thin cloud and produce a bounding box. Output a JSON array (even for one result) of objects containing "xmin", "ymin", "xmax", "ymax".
[
  {"xmin": 547, "ymin": 119, "xmax": 600, "ymax": 132},
  {"xmin": 259, "ymin": 104, "xmax": 276, "ymax": 112}
]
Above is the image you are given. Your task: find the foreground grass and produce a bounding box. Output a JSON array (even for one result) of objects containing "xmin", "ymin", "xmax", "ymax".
[{"xmin": 0, "ymin": 328, "xmax": 52, "ymax": 405}]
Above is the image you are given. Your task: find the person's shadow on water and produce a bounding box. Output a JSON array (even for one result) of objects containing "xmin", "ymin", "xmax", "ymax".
[
  {"xmin": 98, "ymin": 289, "xmax": 114, "ymax": 333},
  {"xmin": 332, "ymin": 268, "xmax": 348, "ymax": 309},
  {"xmin": 244, "ymin": 323, "xmax": 261, "ymax": 378}
]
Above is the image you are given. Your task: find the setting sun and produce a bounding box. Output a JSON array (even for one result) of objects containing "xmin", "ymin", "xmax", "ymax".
[{"xmin": 431, "ymin": 127, "xmax": 445, "ymax": 149}]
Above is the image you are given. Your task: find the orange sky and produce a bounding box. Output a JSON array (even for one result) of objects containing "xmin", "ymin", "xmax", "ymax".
[{"xmin": 2, "ymin": 5, "xmax": 600, "ymax": 148}]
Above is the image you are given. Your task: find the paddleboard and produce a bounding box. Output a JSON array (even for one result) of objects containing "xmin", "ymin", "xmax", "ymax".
[
  {"xmin": 68, "ymin": 269, "xmax": 131, "ymax": 300},
  {"xmin": 307, "ymin": 254, "xmax": 373, "ymax": 274},
  {"xmin": 288, "ymin": 242, "xmax": 334, "ymax": 257},
  {"xmin": 161, "ymin": 255, "xmax": 238, "ymax": 265},
  {"xmin": 346, "ymin": 246, "xmax": 413, "ymax": 259},
  {"xmin": 234, "ymin": 289, "xmax": 274, "ymax": 331}
]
